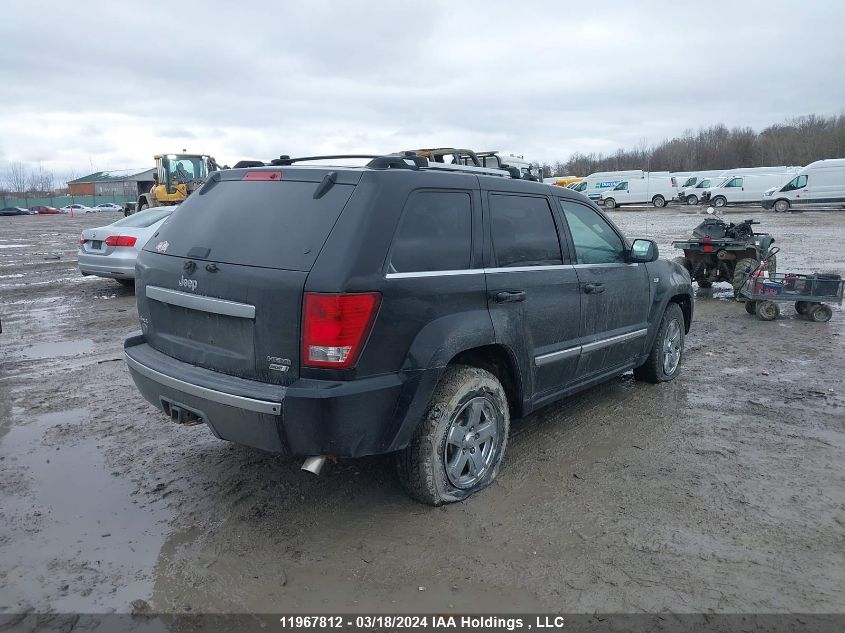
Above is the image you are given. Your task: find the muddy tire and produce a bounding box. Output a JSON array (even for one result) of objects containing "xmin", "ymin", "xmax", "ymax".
[
  {"xmin": 686, "ymin": 194, "xmax": 699, "ymax": 205},
  {"xmin": 756, "ymin": 300, "xmax": 780, "ymax": 321},
  {"xmin": 603, "ymin": 198, "xmax": 617, "ymax": 209},
  {"xmin": 712, "ymin": 196, "xmax": 727, "ymax": 208},
  {"xmin": 652, "ymin": 194, "xmax": 666, "ymax": 208},
  {"xmin": 774, "ymin": 199, "xmax": 790, "ymax": 213},
  {"xmin": 396, "ymin": 365, "xmax": 509, "ymax": 506},
  {"xmin": 795, "ymin": 301, "xmax": 811, "ymax": 315},
  {"xmin": 808, "ymin": 304, "xmax": 832, "ymax": 323},
  {"xmin": 634, "ymin": 302, "xmax": 684, "ymax": 383},
  {"xmin": 744, "ymin": 301, "xmax": 756, "ymax": 315},
  {"xmin": 732, "ymin": 258, "xmax": 757, "ymax": 297},
  {"xmin": 766, "ymin": 253, "xmax": 777, "ymax": 276}
]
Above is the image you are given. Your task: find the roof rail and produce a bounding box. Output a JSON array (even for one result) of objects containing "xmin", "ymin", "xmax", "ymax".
[{"xmin": 270, "ymin": 154, "xmax": 381, "ymax": 166}]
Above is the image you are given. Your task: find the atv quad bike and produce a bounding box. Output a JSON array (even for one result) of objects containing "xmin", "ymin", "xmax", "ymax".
[{"xmin": 672, "ymin": 217, "xmax": 777, "ymax": 296}]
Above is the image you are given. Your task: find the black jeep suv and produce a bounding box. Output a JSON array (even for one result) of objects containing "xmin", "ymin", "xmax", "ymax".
[{"xmin": 124, "ymin": 154, "xmax": 693, "ymax": 505}]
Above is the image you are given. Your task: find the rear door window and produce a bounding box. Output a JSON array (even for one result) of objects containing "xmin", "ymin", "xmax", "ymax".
[
  {"xmin": 146, "ymin": 177, "xmax": 356, "ymax": 271},
  {"xmin": 490, "ymin": 194, "xmax": 562, "ymax": 267},
  {"xmin": 389, "ymin": 190, "xmax": 472, "ymax": 273}
]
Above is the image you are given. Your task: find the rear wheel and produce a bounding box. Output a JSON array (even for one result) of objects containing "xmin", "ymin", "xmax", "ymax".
[
  {"xmin": 732, "ymin": 258, "xmax": 757, "ymax": 297},
  {"xmin": 603, "ymin": 198, "xmax": 617, "ymax": 209},
  {"xmin": 686, "ymin": 194, "xmax": 699, "ymax": 205},
  {"xmin": 808, "ymin": 304, "xmax": 832, "ymax": 323},
  {"xmin": 634, "ymin": 302, "xmax": 685, "ymax": 383},
  {"xmin": 774, "ymin": 199, "xmax": 790, "ymax": 213},
  {"xmin": 795, "ymin": 301, "xmax": 811, "ymax": 315},
  {"xmin": 713, "ymin": 196, "xmax": 727, "ymax": 208},
  {"xmin": 396, "ymin": 365, "xmax": 509, "ymax": 506},
  {"xmin": 745, "ymin": 301, "xmax": 757, "ymax": 315},
  {"xmin": 652, "ymin": 195, "xmax": 666, "ymax": 208},
  {"xmin": 756, "ymin": 300, "xmax": 780, "ymax": 321}
]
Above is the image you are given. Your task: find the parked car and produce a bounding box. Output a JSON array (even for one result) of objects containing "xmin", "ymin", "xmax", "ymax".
[
  {"xmin": 60, "ymin": 204, "xmax": 93, "ymax": 214},
  {"xmin": 123, "ymin": 155, "xmax": 694, "ymax": 505},
  {"xmin": 30, "ymin": 205, "xmax": 61, "ymax": 214},
  {"xmin": 597, "ymin": 173, "xmax": 676, "ymax": 208},
  {"xmin": 762, "ymin": 158, "xmax": 845, "ymax": 212},
  {"xmin": 0, "ymin": 206, "xmax": 30, "ymax": 216},
  {"xmin": 78, "ymin": 206, "xmax": 176, "ymax": 285},
  {"xmin": 94, "ymin": 202, "xmax": 124, "ymax": 212}
]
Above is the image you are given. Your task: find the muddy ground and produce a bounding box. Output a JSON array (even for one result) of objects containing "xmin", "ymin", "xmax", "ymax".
[{"xmin": 1, "ymin": 208, "xmax": 844, "ymax": 620}]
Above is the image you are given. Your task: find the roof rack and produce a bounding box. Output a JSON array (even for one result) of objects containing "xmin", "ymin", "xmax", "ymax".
[
  {"xmin": 232, "ymin": 151, "xmax": 525, "ymax": 179},
  {"xmin": 270, "ymin": 154, "xmax": 380, "ymax": 166}
]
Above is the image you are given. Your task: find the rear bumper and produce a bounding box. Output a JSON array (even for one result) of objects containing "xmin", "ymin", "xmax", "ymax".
[
  {"xmin": 124, "ymin": 334, "xmax": 424, "ymax": 457},
  {"xmin": 78, "ymin": 250, "xmax": 136, "ymax": 278}
]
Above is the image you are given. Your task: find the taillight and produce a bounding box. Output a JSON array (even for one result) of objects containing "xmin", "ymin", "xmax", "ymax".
[
  {"xmin": 79, "ymin": 233, "xmax": 86, "ymax": 245},
  {"xmin": 302, "ymin": 292, "xmax": 381, "ymax": 368},
  {"xmin": 105, "ymin": 235, "xmax": 137, "ymax": 247}
]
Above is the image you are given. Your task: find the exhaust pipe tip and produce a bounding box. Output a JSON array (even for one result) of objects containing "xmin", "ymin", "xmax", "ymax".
[{"xmin": 301, "ymin": 456, "xmax": 327, "ymax": 476}]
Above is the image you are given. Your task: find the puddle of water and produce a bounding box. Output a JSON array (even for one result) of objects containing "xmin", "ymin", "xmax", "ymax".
[
  {"xmin": 0, "ymin": 408, "xmax": 169, "ymax": 612},
  {"xmin": 13, "ymin": 339, "xmax": 96, "ymax": 360}
]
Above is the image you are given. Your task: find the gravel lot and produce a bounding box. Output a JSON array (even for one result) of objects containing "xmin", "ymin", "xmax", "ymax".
[{"xmin": 1, "ymin": 208, "xmax": 844, "ymax": 619}]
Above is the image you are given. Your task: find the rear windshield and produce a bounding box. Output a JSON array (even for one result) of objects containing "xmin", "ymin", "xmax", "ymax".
[
  {"xmin": 146, "ymin": 178, "xmax": 355, "ymax": 270},
  {"xmin": 111, "ymin": 207, "xmax": 174, "ymax": 228}
]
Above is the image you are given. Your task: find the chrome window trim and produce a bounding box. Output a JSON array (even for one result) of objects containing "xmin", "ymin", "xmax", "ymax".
[
  {"xmin": 385, "ymin": 269, "xmax": 483, "ymax": 279},
  {"xmin": 385, "ymin": 265, "xmax": 575, "ymax": 279},
  {"xmin": 146, "ymin": 285, "xmax": 256, "ymax": 319},
  {"xmin": 485, "ymin": 264, "xmax": 572, "ymax": 273},
  {"xmin": 125, "ymin": 353, "xmax": 281, "ymax": 415},
  {"xmin": 581, "ymin": 328, "xmax": 648, "ymax": 353}
]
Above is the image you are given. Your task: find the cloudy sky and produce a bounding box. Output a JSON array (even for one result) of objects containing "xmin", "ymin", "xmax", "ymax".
[{"xmin": 2, "ymin": 0, "xmax": 844, "ymax": 178}]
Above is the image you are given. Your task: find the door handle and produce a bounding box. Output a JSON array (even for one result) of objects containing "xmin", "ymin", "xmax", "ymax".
[
  {"xmin": 584, "ymin": 283, "xmax": 605, "ymax": 294},
  {"xmin": 493, "ymin": 290, "xmax": 526, "ymax": 303}
]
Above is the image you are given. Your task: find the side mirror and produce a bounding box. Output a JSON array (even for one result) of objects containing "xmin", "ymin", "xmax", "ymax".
[{"xmin": 629, "ymin": 239, "xmax": 659, "ymax": 263}]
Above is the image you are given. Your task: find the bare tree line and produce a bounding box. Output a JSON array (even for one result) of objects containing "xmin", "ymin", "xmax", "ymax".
[
  {"xmin": 0, "ymin": 162, "xmax": 69, "ymax": 195},
  {"xmin": 544, "ymin": 113, "xmax": 845, "ymax": 177}
]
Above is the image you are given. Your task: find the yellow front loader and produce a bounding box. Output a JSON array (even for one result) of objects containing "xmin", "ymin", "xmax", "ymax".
[{"xmin": 136, "ymin": 153, "xmax": 220, "ymax": 212}]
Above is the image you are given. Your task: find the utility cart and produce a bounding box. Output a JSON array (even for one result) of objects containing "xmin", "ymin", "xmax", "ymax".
[{"xmin": 739, "ymin": 254, "xmax": 843, "ymax": 322}]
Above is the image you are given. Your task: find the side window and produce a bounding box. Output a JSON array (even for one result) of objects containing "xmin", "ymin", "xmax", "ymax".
[
  {"xmin": 726, "ymin": 177, "xmax": 743, "ymax": 188},
  {"xmin": 489, "ymin": 194, "xmax": 562, "ymax": 267},
  {"xmin": 793, "ymin": 174, "xmax": 808, "ymax": 189},
  {"xmin": 389, "ymin": 191, "xmax": 472, "ymax": 273},
  {"xmin": 615, "ymin": 181, "xmax": 628, "ymax": 191},
  {"xmin": 560, "ymin": 200, "xmax": 626, "ymax": 265}
]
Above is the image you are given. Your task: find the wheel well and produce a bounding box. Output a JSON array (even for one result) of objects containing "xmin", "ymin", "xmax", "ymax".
[
  {"xmin": 670, "ymin": 294, "xmax": 692, "ymax": 333},
  {"xmin": 450, "ymin": 345, "xmax": 523, "ymax": 418}
]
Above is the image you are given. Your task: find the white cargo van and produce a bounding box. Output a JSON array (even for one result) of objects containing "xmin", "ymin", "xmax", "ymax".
[
  {"xmin": 761, "ymin": 159, "xmax": 845, "ymax": 212},
  {"xmin": 681, "ymin": 175, "xmax": 729, "ymax": 205},
  {"xmin": 675, "ymin": 171, "xmax": 729, "ymax": 202},
  {"xmin": 701, "ymin": 168, "xmax": 800, "ymax": 207},
  {"xmin": 569, "ymin": 170, "xmax": 646, "ymax": 201},
  {"xmin": 598, "ymin": 173, "xmax": 676, "ymax": 208}
]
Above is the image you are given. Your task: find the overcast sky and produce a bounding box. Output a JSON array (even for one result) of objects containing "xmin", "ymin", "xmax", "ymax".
[{"xmin": 2, "ymin": 0, "xmax": 844, "ymax": 177}]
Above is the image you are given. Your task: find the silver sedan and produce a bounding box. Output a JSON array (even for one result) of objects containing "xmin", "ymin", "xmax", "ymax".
[{"xmin": 78, "ymin": 206, "xmax": 176, "ymax": 285}]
